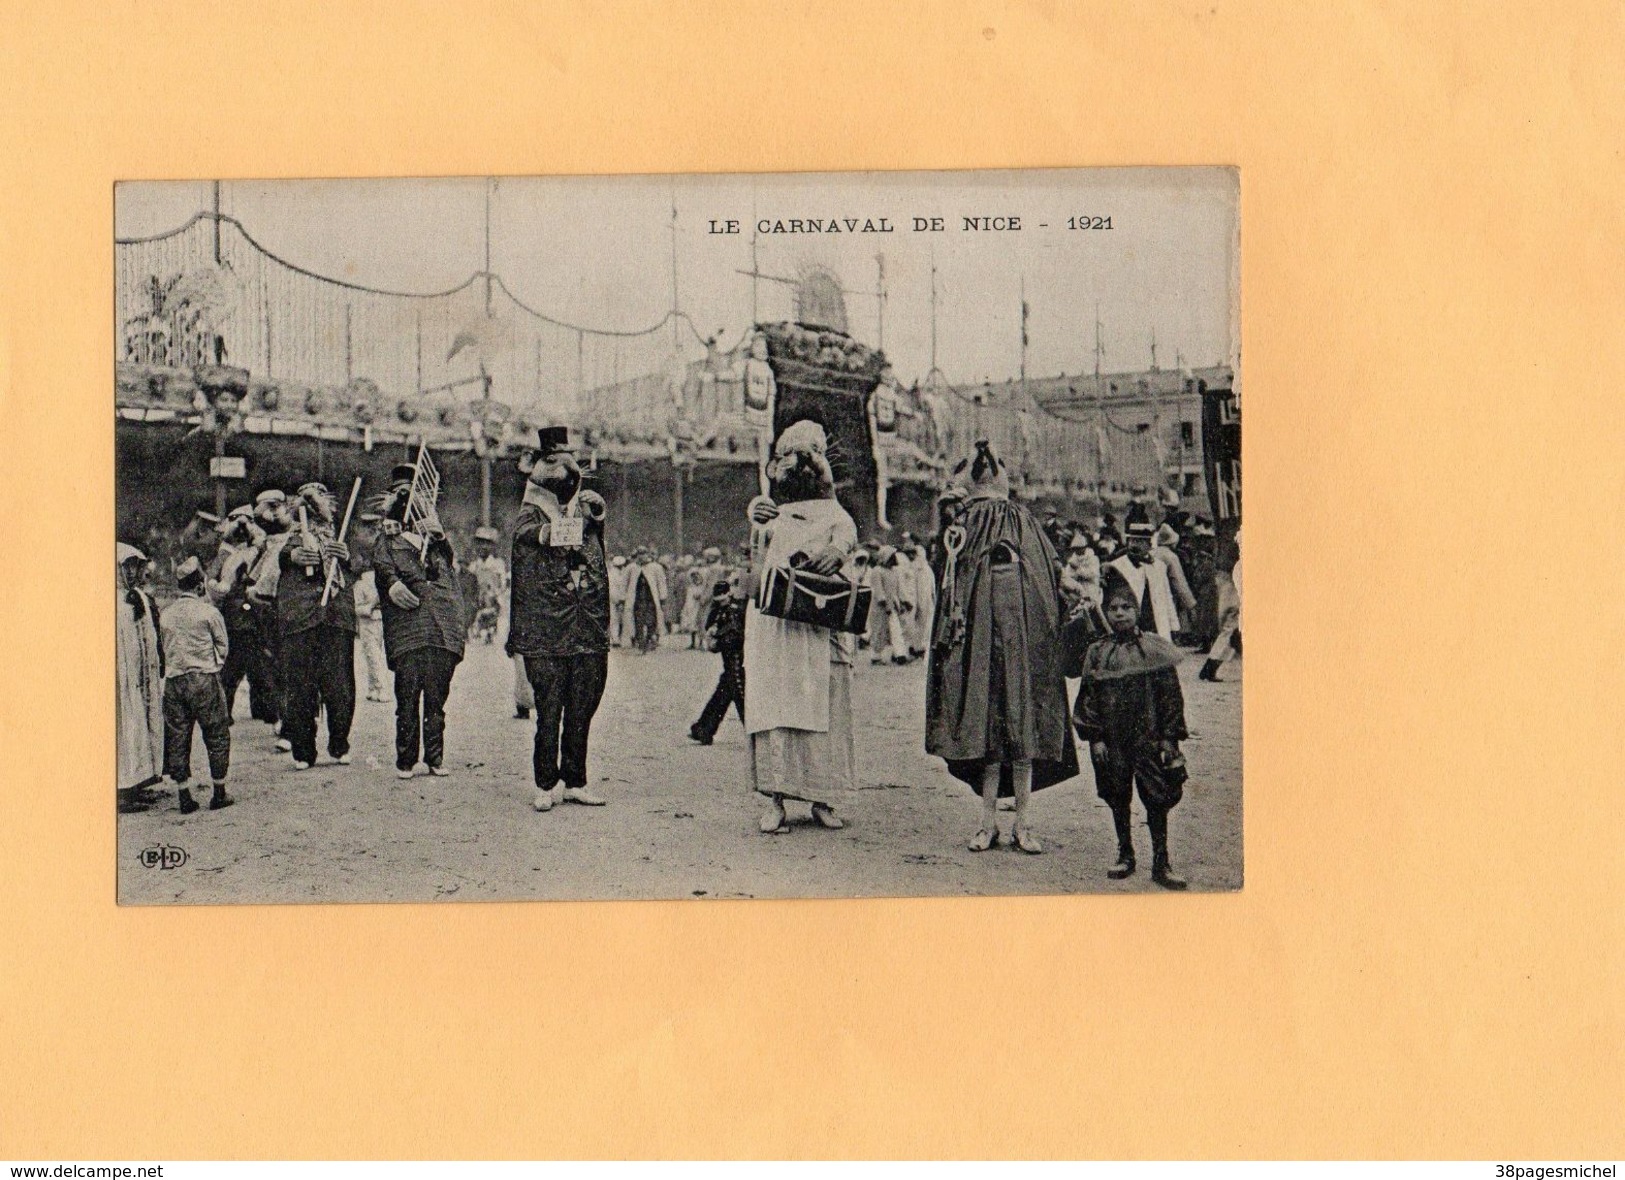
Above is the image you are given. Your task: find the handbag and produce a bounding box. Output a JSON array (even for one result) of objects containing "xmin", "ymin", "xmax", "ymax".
[{"xmin": 758, "ymin": 564, "xmax": 872, "ymax": 634}]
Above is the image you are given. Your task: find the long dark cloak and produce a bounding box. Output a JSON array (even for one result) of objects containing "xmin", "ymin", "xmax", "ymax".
[
  {"xmin": 632, "ymin": 575, "xmax": 660, "ymax": 651},
  {"xmin": 925, "ymin": 491, "xmax": 1080, "ymax": 795}
]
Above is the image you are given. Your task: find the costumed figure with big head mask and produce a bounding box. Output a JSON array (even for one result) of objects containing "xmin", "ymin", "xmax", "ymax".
[
  {"xmin": 275, "ymin": 481, "xmax": 358, "ymax": 770},
  {"xmin": 371, "ymin": 462, "xmax": 467, "ymax": 780},
  {"xmin": 743, "ymin": 419, "xmax": 859, "ymax": 834},
  {"xmin": 244, "ymin": 488, "xmax": 294, "ymax": 742},
  {"xmin": 925, "ymin": 441, "xmax": 1079, "ymax": 854},
  {"xmin": 207, "ymin": 505, "xmax": 270, "ymax": 719},
  {"xmin": 507, "ymin": 427, "xmax": 611, "ymax": 812}
]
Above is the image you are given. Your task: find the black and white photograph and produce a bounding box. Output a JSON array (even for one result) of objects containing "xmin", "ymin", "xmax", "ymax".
[{"xmin": 113, "ymin": 168, "xmax": 1241, "ymax": 903}]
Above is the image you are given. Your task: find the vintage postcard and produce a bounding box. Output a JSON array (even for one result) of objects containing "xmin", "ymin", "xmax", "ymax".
[{"xmin": 114, "ymin": 167, "xmax": 1240, "ymax": 903}]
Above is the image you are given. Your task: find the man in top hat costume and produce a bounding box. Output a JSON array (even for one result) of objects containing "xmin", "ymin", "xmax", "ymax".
[
  {"xmin": 1105, "ymin": 506, "xmax": 1181, "ymax": 641},
  {"xmin": 925, "ymin": 440, "xmax": 1078, "ymax": 854},
  {"xmin": 276, "ymin": 481, "xmax": 357, "ymax": 770},
  {"xmin": 372, "ymin": 463, "xmax": 467, "ymax": 779},
  {"xmin": 507, "ymin": 427, "xmax": 611, "ymax": 812}
]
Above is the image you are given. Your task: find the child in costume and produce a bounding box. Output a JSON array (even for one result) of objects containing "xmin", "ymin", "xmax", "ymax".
[
  {"xmin": 158, "ymin": 557, "xmax": 234, "ymax": 814},
  {"xmin": 1074, "ymin": 566, "xmax": 1191, "ymax": 888},
  {"xmin": 688, "ymin": 572, "xmax": 747, "ymax": 745}
]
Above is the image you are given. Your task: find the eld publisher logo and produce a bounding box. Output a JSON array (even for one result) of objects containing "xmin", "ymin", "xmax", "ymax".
[{"xmin": 138, "ymin": 844, "xmax": 188, "ymax": 870}]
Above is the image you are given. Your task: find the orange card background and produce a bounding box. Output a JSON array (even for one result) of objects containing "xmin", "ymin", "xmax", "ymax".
[{"xmin": 1, "ymin": 0, "xmax": 1622, "ymax": 1159}]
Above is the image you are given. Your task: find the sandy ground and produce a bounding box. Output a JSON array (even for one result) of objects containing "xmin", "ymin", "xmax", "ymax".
[{"xmin": 117, "ymin": 637, "xmax": 1241, "ymax": 904}]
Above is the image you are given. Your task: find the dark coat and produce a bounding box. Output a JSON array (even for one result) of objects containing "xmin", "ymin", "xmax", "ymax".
[
  {"xmin": 506, "ymin": 501, "xmax": 610, "ymax": 658},
  {"xmin": 704, "ymin": 595, "xmax": 746, "ymax": 654},
  {"xmin": 925, "ymin": 490, "xmax": 1079, "ymax": 795},
  {"xmin": 276, "ymin": 525, "xmax": 358, "ymax": 637},
  {"xmin": 1073, "ymin": 630, "xmax": 1189, "ymax": 749},
  {"xmin": 372, "ymin": 531, "xmax": 466, "ymax": 668}
]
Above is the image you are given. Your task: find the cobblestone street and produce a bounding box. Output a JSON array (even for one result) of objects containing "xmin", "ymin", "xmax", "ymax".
[{"xmin": 118, "ymin": 638, "xmax": 1241, "ymax": 903}]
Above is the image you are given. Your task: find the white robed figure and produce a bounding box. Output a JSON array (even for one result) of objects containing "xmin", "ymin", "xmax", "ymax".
[
  {"xmin": 116, "ymin": 543, "xmax": 164, "ymax": 793},
  {"xmin": 743, "ymin": 420, "xmax": 859, "ymax": 834},
  {"xmin": 906, "ymin": 544, "xmax": 937, "ymax": 658}
]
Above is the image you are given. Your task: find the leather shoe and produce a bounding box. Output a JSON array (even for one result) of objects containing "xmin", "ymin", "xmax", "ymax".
[
  {"xmin": 562, "ymin": 786, "xmax": 606, "ymax": 806},
  {"xmin": 1152, "ymin": 864, "xmax": 1188, "ymax": 891},
  {"xmin": 811, "ymin": 804, "xmax": 845, "ymax": 830},
  {"xmin": 533, "ymin": 786, "xmax": 558, "ymax": 812}
]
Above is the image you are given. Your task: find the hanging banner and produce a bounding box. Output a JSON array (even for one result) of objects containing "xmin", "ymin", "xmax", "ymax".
[{"xmin": 1201, "ymin": 381, "xmax": 1242, "ymax": 525}]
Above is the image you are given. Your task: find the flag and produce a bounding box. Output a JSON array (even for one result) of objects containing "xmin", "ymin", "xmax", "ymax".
[{"xmin": 446, "ymin": 330, "xmax": 479, "ymax": 363}]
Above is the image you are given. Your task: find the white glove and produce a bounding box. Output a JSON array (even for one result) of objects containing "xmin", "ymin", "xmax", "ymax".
[{"xmin": 388, "ymin": 581, "xmax": 421, "ymax": 609}]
